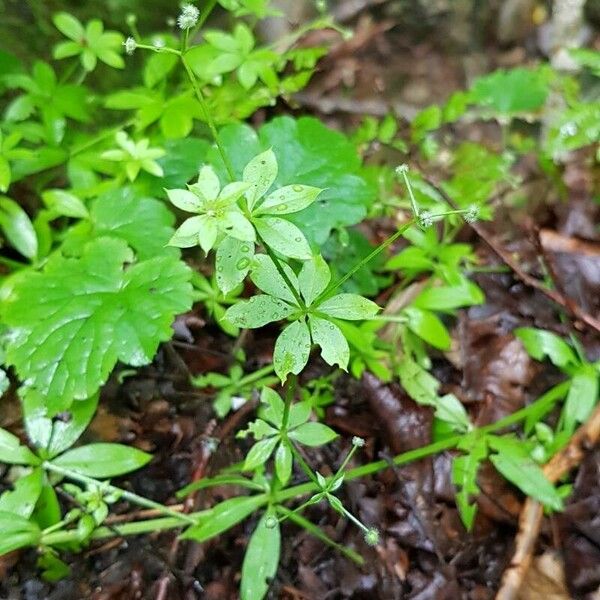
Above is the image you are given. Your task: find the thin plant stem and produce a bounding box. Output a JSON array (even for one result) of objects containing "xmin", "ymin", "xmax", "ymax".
[
  {"xmin": 260, "ymin": 236, "xmax": 305, "ymax": 309},
  {"xmin": 43, "ymin": 462, "xmax": 198, "ymax": 525}
]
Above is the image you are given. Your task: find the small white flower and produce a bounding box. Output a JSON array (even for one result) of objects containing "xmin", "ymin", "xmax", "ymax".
[
  {"xmin": 559, "ymin": 122, "xmax": 577, "ymax": 137},
  {"xmin": 177, "ymin": 3, "xmax": 200, "ymax": 29},
  {"xmin": 364, "ymin": 528, "xmax": 379, "ymax": 546},
  {"xmin": 395, "ymin": 164, "xmax": 409, "ymax": 176},
  {"xmin": 418, "ymin": 210, "xmax": 433, "ymax": 228},
  {"xmin": 152, "ymin": 36, "xmax": 166, "ymax": 49},
  {"xmin": 464, "ymin": 205, "xmax": 479, "ymax": 224},
  {"xmin": 352, "ymin": 436, "xmax": 365, "ymax": 448},
  {"xmin": 123, "ymin": 37, "xmax": 137, "ymax": 55}
]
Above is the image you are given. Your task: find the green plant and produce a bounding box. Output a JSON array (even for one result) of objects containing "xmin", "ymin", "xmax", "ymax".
[{"xmin": 0, "ymin": 2, "xmax": 598, "ymax": 598}]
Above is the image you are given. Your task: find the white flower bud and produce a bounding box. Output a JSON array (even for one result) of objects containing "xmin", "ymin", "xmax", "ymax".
[
  {"xmin": 124, "ymin": 37, "xmax": 137, "ymax": 55},
  {"xmin": 418, "ymin": 210, "xmax": 433, "ymax": 228},
  {"xmin": 364, "ymin": 528, "xmax": 379, "ymax": 546},
  {"xmin": 352, "ymin": 436, "xmax": 365, "ymax": 448},
  {"xmin": 395, "ymin": 164, "xmax": 409, "ymax": 176},
  {"xmin": 464, "ymin": 205, "xmax": 479, "ymax": 224},
  {"xmin": 178, "ymin": 4, "xmax": 200, "ymax": 29}
]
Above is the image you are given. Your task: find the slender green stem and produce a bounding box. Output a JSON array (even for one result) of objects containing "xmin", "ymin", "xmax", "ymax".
[
  {"xmin": 288, "ymin": 440, "xmax": 319, "ymax": 484},
  {"xmin": 180, "ymin": 54, "xmax": 235, "ymax": 181},
  {"xmin": 281, "ymin": 374, "xmax": 296, "ymax": 431},
  {"xmin": 318, "ymin": 221, "xmax": 414, "ymax": 302},
  {"xmin": 43, "ymin": 462, "xmax": 198, "ymax": 525},
  {"xmin": 397, "ymin": 166, "xmax": 420, "ymax": 218}
]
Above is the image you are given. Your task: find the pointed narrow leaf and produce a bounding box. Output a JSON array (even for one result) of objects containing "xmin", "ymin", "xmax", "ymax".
[
  {"xmin": 309, "ymin": 317, "xmax": 349, "ymax": 370},
  {"xmin": 0, "ymin": 196, "xmax": 38, "ymax": 259},
  {"xmin": 563, "ymin": 366, "xmax": 598, "ymax": 432},
  {"xmin": 256, "ymin": 184, "xmax": 321, "ymax": 216},
  {"xmin": 0, "ymin": 427, "xmax": 39, "ymax": 465},
  {"xmin": 244, "ymin": 437, "xmax": 279, "ymax": 470},
  {"xmin": 250, "ymin": 254, "xmax": 299, "ymax": 303},
  {"xmin": 452, "ymin": 436, "xmax": 487, "ymax": 530},
  {"xmin": 254, "ymin": 217, "xmax": 311, "ymax": 260},
  {"xmin": 241, "ymin": 510, "xmax": 281, "ymax": 600},
  {"xmin": 403, "ymin": 307, "xmax": 451, "ymax": 350},
  {"xmin": 225, "ymin": 295, "xmax": 296, "ymax": 328},
  {"xmin": 275, "ymin": 442, "xmax": 293, "ymax": 485},
  {"xmin": 0, "ymin": 511, "xmax": 41, "ymax": 556},
  {"xmin": 243, "ymin": 149, "xmax": 277, "ymax": 210},
  {"xmin": 298, "ymin": 255, "xmax": 330, "ymax": 306},
  {"xmin": 52, "ymin": 443, "xmax": 151, "ymax": 478},
  {"xmin": 0, "ymin": 468, "xmax": 42, "ymax": 518},
  {"xmin": 216, "ymin": 236, "xmax": 254, "ymax": 294},
  {"xmin": 181, "ymin": 494, "xmax": 267, "ymax": 543},
  {"xmin": 273, "ymin": 319, "xmax": 311, "ymax": 383},
  {"xmin": 318, "ymin": 293, "xmax": 379, "ymax": 320},
  {"xmin": 289, "ymin": 422, "xmax": 338, "ymax": 447},
  {"xmin": 514, "ymin": 327, "xmax": 578, "ymax": 369}
]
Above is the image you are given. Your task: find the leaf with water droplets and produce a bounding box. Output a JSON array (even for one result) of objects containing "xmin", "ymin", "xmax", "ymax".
[
  {"xmin": 250, "ymin": 254, "xmax": 299, "ymax": 304},
  {"xmin": 2, "ymin": 237, "xmax": 194, "ymax": 415},
  {"xmin": 273, "ymin": 319, "xmax": 311, "ymax": 382},
  {"xmin": 254, "ymin": 184, "xmax": 322, "ymax": 216},
  {"xmin": 317, "ymin": 293, "xmax": 379, "ymax": 320},
  {"xmin": 254, "ymin": 216, "xmax": 311, "ymax": 260},
  {"xmin": 224, "ymin": 295, "xmax": 296, "ymax": 329},
  {"xmin": 298, "ymin": 255, "xmax": 330, "ymax": 306},
  {"xmin": 216, "ymin": 237, "xmax": 255, "ymax": 295},
  {"xmin": 243, "ymin": 148, "xmax": 277, "ymax": 210},
  {"xmin": 308, "ymin": 316, "xmax": 349, "ymax": 370}
]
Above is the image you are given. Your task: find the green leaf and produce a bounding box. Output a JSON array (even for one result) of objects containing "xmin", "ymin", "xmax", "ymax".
[
  {"xmin": 3, "ymin": 237, "xmax": 193, "ymax": 413},
  {"xmin": 260, "ymin": 387, "xmax": 285, "ymax": 427},
  {"xmin": 317, "ymin": 293, "xmax": 379, "ymax": 320},
  {"xmin": 488, "ymin": 436, "xmax": 563, "ymax": 510},
  {"xmin": 53, "ymin": 12, "xmax": 84, "ymax": 41},
  {"xmin": 244, "ymin": 436, "xmax": 279, "ymax": 470},
  {"xmin": 255, "ymin": 184, "xmax": 321, "ymax": 216},
  {"xmin": 224, "ymin": 295, "xmax": 296, "ymax": 329},
  {"xmin": 298, "ymin": 255, "xmax": 330, "ymax": 306},
  {"xmin": 42, "ymin": 189, "xmax": 89, "ymax": 219},
  {"xmin": 288, "ymin": 422, "xmax": 338, "ymax": 447},
  {"xmin": 212, "ymin": 117, "xmax": 374, "ymax": 244},
  {"xmin": 0, "ymin": 511, "xmax": 41, "ymax": 556},
  {"xmin": 250, "ymin": 254, "xmax": 299, "ymax": 303},
  {"xmin": 52, "ymin": 443, "xmax": 151, "ymax": 478},
  {"xmin": 0, "ymin": 196, "xmax": 38, "ymax": 259},
  {"xmin": 403, "ymin": 307, "xmax": 451, "ymax": 350},
  {"xmin": 273, "ymin": 319, "xmax": 311, "ymax": 383},
  {"xmin": 412, "ymin": 281, "xmax": 484, "ymax": 311},
  {"xmin": 435, "ymin": 394, "xmax": 471, "ymax": 432},
  {"xmin": 241, "ymin": 510, "xmax": 281, "ymax": 600},
  {"xmin": 452, "ymin": 436, "xmax": 487, "ymax": 530},
  {"xmin": 64, "ymin": 188, "xmax": 178, "ymax": 260},
  {"xmin": 275, "ymin": 442, "xmax": 293, "ymax": 485},
  {"xmin": 0, "ymin": 427, "xmax": 40, "ymax": 465},
  {"xmin": 144, "ymin": 52, "xmax": 178, "ymax": 88},
  {"xmin": 470, "ymin": 67, "xmax": 549, "ymax": 114},
  {"xmin": 23, "ymin": 392, "xmax": 99, "ymax": 457},
  {"xmin": 243, "ymin": 148, "xmax": 277, "ymax": 210},
  {"xmin": 182, "ymin": 494, "xmax": 266, "ymax": 543},
  {"xmin": 514, "ymin": 328, "xmax": 578, "ymax": 369},
  {"xmin": 308, "ymin": 317, "xmax": 349, "ymax": 370},
  {"xmin": 563, "ymin": 366, "xmax": 598, "ymax": 432},
  {"xmin": 177, "ymin": 474, "xmax": 266, "ymax": 498},
  {"xmin": 398, "ymin": 356, "xmax": 439, "ymax": 405},
  {"xmin": 0, "ymin": 468, "xmax": 42, "ymax": 518},
  {"xmin": 0, "ymin": 156, "xmax": 11, "ymax": 192},
  {"xmin": 254, "ymin": 216, "xmax": 311, "ymax": 260},
  {"xmin": 216, "ymin": 236, "xmax": 255, "ymax": 295}
]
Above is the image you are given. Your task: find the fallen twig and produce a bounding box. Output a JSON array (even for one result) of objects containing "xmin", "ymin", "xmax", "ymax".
[{"xmin": 496, "ymin": 402, "xmax": 600, "ymax": 600}]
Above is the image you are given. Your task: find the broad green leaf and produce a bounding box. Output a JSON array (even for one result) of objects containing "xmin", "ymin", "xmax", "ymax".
[
  {"xmin": 181, "ymin": 494, "xmax": 267, "ymax": 542},
  {"xmin": 254, "ymin": 216, "xmax": 311, "ymax": 260},
  {"xmin": 32, "ymin": 483, "xmax": 61, "ymax": 529},
  {"xmin": 144, "ymin": 52, "xmax": 178, "ymax": 88},
  {"xmin": 52, "ymin": 443, "xmax": 151, "ymax": 478},
  {"xmin": 53, "ymin": 13, "xmax": 85, "ymax": 41},
  {"xmin": 241, "ymin": 510, "xmax": 281, "ymax": 600},
  {"xmin": 275, "ymin": 442, "xmax": 292, "ymax": 485},
  {"xmin": 288, "ymin": 400, "xmax": 312, "ymax": 429},
  {"xmin": 452, "ymin": 436, "xmax": 487, "ymax": 530},
  {"xmin": 243, "ymin": 149, "xmax": 277, "ymax": 209},
  {"xmin": 0, "ymin": 427, "xmax": 40, "ymax": 465},
  {"xmin": 0, "ymin": 196, "xmax": 38, "ymax": 259},
  {"xmin": 216, "ymin": 236, "xmax": 255, "ymax": 294},
  {"xmin": 514, "ymin": 328, "xmax": 578, "ymax": 369},
  {"xmin": 244, "ymin": 436, "xmax": 279, "ymax": 470},
  {"xmin": 435, "ymin": 394, "xmax": 470, "ymax": 432},
  {"xmin": 64, "ymin": 188, "xmax": 178, "ymax": 260},
  {"xmin": 255, "ymin": 184, "xmax": 321, "ymax": 216},
  {"xmin": 211, "ymin": 117, "xmax": 375, "ymax": 244},
  {"xmin": 289, "ymin": 422, "xmax": 338, "ymax": 447},
  {"xmin": 224, "ymin": 295, "xmax": 296, "ymax": 329},
  {"xmin": 563, "ymin": 366, "xmax": 598, "ymax": 432},
  {"xmin": 308, "ymin": 317, "xmax": 349, "ymax": 370},
  {"xmin": 0, "ymin": 511, "xmax": 41, "ymax": 556},
  {"xmin": 470, "ymin": 67, "xmax": 549, "ymax": 114},
  {"xmin": 42, "ymin": 189, "xmax": 89, "ymax": 219},
  {"xmin": 403, "ymin": 307, "xmax": 451, "ymax": 350},
  {"xmin": 23, "ymin": 392, "xmax": 99, "ymax": 457},
  {"xmin": 3, "ymin": 237, "xmax": 193, "ymax": 413},
  {"xmin": 250, "ymin": 254, "xmax": 299, "ymax": 303},
  {"xmin": 412, "ymin": 281, "xmax": 484, "ymax": 311},
  {"xmin": 318, "ymin": 293, "xmax": 379, "ymax": 320},
  {"xmin": 273, "ymin": 319, "xmax": 311, "ymax": 382},
  {"xmin": 0, "ymin": 468, "xmax": 42, "ymax": 518},
  {"xmin": 488, "ymin": 436, "xmax": 563, "ymax": 510},
  {"xmin": 398, "ymin": 356, "xmax": 439, "ymax": 405},
  {"xmin": 298, "ymin": 255, "xmax": 330, "ymax": 306}
]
